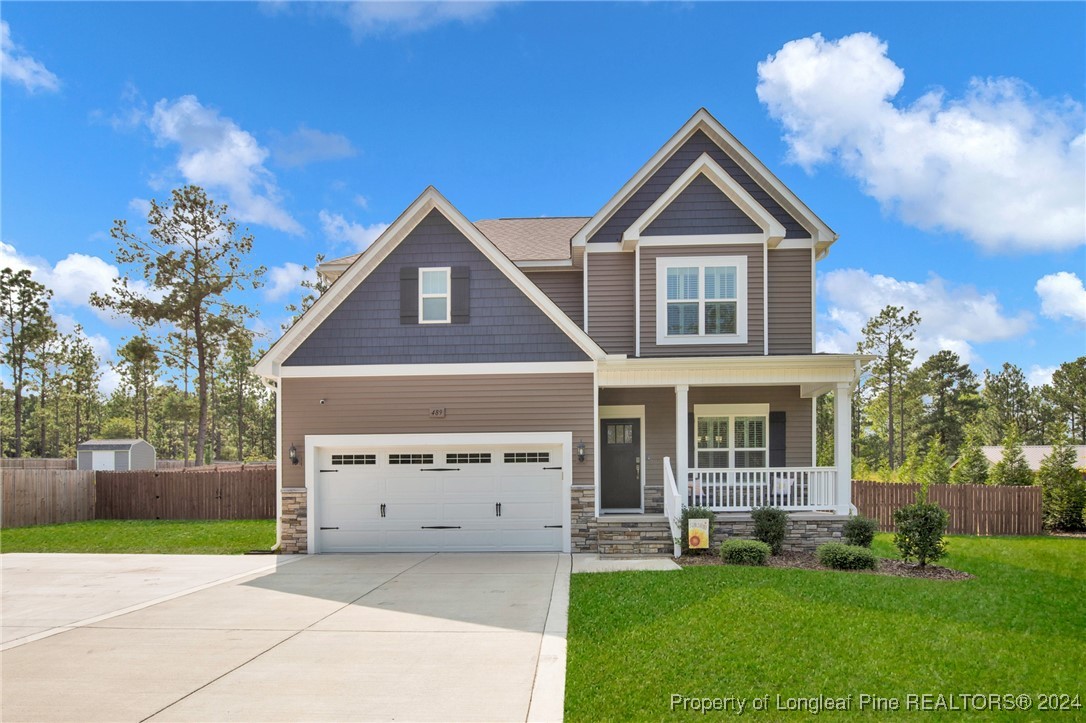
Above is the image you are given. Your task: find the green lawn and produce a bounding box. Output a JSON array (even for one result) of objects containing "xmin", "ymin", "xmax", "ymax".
[
  {"xmin": 0, "ymin": 519, "xmax": 276, "ymax": 554},
  {"xmin": 567, "ymin": 535, "xmax": 1085, "ymax": 721}
]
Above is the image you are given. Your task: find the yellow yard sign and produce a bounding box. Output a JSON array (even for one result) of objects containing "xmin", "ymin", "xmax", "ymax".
[{"xmin": 688, "ymin": 518, "xmax": 709, "ymax": 549}]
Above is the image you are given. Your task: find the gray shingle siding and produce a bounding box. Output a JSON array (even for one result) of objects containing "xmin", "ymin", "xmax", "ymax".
[
  {"xmin": 285, "ymin": 209, "xmax": 589, "ymax": 365},
  {"xmin": 589, "ymin": 130, "xmax": 809, "ymax": 243},
  {"xmin": 643, "ymin": 175, "xmax": 761, "ymax": 236}
]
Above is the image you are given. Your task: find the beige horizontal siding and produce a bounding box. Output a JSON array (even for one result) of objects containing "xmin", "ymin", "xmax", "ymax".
[
  {"xmin": 767, "ymin": 248, "xmax": 813, "ymax": 354},
  {"xmin": 281, "ymin": 374, "xmax": 595, "ymax": 488},
  {"xmin": 640, "ymin": 244, "xmax": 764, "ymax": 357},
  {"xmin": 524, "ymin": 269, "xmax": 584, "ymax": 327},
  {"xmin": 586, "ymin": 253, "xmax": 635, "ymax": 354}
]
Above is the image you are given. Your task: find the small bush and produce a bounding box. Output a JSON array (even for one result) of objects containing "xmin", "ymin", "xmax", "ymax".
[
  {"xmin": 720, "ymin": 539, "xmax": 771, "ymax": 566},
  {"xmin": 677, "ymin": 506, "xmax": 715, "ymax": 554},
  {"xmin": 817, "ymin": 542, "xmax": 878, "ymax": 570},
  {"xmin": 842, "ymin": 516, "xmax": 879, "ymax": 548},
  {"xmin": 751, "ymin": 506, "xmax": 787, "ymax": 555},
  {"xmin": 893, "ymin": 502, "xmax": 949, "ymax": 567}
]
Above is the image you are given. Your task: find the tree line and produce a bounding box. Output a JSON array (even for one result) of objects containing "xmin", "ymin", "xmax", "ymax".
[{"xmin": 0, "ymin": 186, "xmax": 288, "ymax": 464}]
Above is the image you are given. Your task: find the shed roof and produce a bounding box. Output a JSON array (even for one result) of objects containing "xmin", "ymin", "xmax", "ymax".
[{"xmin": 77, "ymin": 438, "xmax": 149, "ymax": 450}]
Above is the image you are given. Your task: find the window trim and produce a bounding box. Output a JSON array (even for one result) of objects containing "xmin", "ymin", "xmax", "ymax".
[
  {"xmin": 655, "ymin": 255, "xmax": 748, "ymax": 345},
  {"xmin": 693, "ymin": 404, "xmax": 768, "ymax": 469},
  {"xmin": 418, "ymin": 267, "xmax": 451, "ymax": 324}
]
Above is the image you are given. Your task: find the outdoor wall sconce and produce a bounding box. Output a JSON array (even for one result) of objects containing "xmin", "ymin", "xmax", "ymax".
[
  {"xmin": 577, "ymin": 439, "xmax": 585, "ymax": 463},
  {"xmin": 289, "ymin": 444, "xmax": 299, "ymax": 465}
]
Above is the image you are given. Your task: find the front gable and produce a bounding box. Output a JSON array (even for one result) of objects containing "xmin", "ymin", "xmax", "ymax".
[
  {"xmin": 284, "ymin": 209, "xmax": 590, "ymax": 365},
  {"xmin": 642, "ymin": 174, "xmax": 761, "ymax": 237}
]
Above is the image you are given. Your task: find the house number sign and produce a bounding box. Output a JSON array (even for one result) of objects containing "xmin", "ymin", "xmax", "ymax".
[{"xmin": 429, "ymin": 407, "xmax": 447, "ymax": 419}]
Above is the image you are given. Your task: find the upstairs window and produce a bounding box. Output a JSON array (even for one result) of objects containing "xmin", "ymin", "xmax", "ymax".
[
  {"xmin": 419, "ymin": 267, "xmax": 451, "ymax": 323},
  {"xmin": 656, "ymin": 256, "xmax": 747, "ymax": 345}
]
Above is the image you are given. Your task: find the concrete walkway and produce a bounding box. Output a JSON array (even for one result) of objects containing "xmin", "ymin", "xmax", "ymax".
[{"xmin": 1, "ymin": 552, "xmax": 569, "ymax": 722}]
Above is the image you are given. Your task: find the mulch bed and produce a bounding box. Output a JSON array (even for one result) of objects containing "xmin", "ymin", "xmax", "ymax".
[{"xmin": 680, "ymin": 550, "xmax": 973, "ymax": 580}]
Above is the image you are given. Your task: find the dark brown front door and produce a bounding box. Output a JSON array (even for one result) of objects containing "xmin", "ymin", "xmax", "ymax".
[{"xmin": 601, "ymin": 418, "xmax": 641, "ymax": 510}]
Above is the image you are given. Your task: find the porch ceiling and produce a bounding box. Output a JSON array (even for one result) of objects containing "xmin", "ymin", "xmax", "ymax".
[{"xmin": 597, "ymin": 354, "xmax": 867, "ymax": 396}]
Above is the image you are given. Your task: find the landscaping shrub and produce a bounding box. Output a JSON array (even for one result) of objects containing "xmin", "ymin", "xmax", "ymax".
[
  {"xmin": 751, "ymin": 506, "xmax": 787, "ymax": 554},
  {"xmin": 893, "ymin": 502, "xmax": 949, "ymax": 567},
  {"xmin": 842, "ymin": 516, "xmax": 879, "ymax": 548},
  {"xmin": 817, "ymin": 542, "xmax": 878, "ymax": 570},
  {"xmin": 720, "ymin": 539, "xmax": 771, "ymax": 566},
  {"xmin": 1038, "ymin": 431, "xmax": 1086, "ymax": 531},
  {"xmin": 678, "ymin": 506, "xmax": 715, "ymax": 554}
]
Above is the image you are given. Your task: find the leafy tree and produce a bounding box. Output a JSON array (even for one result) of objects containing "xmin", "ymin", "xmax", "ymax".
[
  {"xmin": 281, "ymin": 254, "xmax": 330, "ymax": 331},
  {"xmin": 815, "ymin": 392, "xmax": 835, "ymax": 466},
  {"xmin": 1027, "ymin": 385, "xmax": 1060, "ymax": 445},
  {"xmin": 1048, "ymin": 357, "xmax": 1086, "ymax": 444},
  {"xmin": 1037, "ymin": 426, "xmax": 1086, "ymax": 531},
  {"xmin": 91, "ymin": 186, "xmax": 265, "ymax": 465},
  {"xmin": 914, "ymin": 350, "xmax": 981, "ymax": 456},
  {"xmin": 99, "ymin": 416, "xmax": 135, "ymax": 439},
  {"xmin": 60, "ymin": 328, "xmax": 102, "ymax": 446},
  {"xmin": 856, "ymin": 305, "xmax": 920, "ymax": 469},
  {"xmin": 28, "ymin": 320, "xmax": 62, "ymax": 455},
  {"xmin": 950, "ymin": 424, "xmax": 989, "ymax": 485},
  {"xmin": 0, "ymin": 268, "xmax": 54, "ymax": 456},
  {"xmin": 988, "ymin": 425, "xmax": 1033, "ymax": 486},
  {"xmin": 979, "ymin": 363, "xmax": 1031, "ymax": 444}
]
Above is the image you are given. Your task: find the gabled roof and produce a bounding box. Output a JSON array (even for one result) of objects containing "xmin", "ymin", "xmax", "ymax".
[
  {"xmin": 572, "ymin": 108, "xmax": 836, "ymax": 254},
  {"xmin": 77, "ymin": 438, "xmax": 149, "ymax": 449},
  {"xmin": 254, "ymin": 188, "xmax": 606, "ymax": 378}
]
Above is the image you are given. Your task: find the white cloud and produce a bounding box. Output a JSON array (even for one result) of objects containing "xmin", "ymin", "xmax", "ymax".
[
  {"xmin": 1, "ymin": 20, "xmax": 59, "ymax": 93},
  {"xmin": 757, "ymin": 32, "xmax": 1086, "ymax": 252},
  {"xmin": 331, "ymin": 2, "xmax": 500, "ymax": 37},
  {"xmin": 354, "ymin": 194, "xmax": 370, "ymax": 210},
  {"xmin": 318, "ymin": 210, "xmax": 389, "ymax": 251},
  {"xmin": 1036, "ymin": 271, "xmax": 1086, "ymax": 324},
  {"xmin": 264, "ymin": 261, "xmax": 315, "ymax": 301},
  {"xmin": 148, "ymin": 95, "xmax": 303, "ymax": 234},
  {"xmin": 269, "ymin": 125, "xmax": 357, "ymax": 168},
  {"xmin": 1027, "ymin": 364, "xmax": 1058, "ymax": 388},
  {"xmin": 817, "ymin": 268, "xmax": 1032, "ymax": 364}
]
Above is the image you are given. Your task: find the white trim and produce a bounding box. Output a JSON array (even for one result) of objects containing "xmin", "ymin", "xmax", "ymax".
[
  {"xmin": 763, "ymin": 244, "xmax": 769, "ymax": 356},
  {"xmin": 655, "ymin": 255, "xmax": 748, "ymax": 346},
  {"xmin": 694, "ymin": 403, "xmax": 770, "ymax": 416},
  {"xmin": 599, "ymin": 405, "xmax": 647, "ymax": 514},
  {"xmin": 621, "ymin": 154, "xmax": 785, "ymax": 249},
  {"xmin": 277, "ymin": 361, "xmax": 597, "ymax": 378},
  {"xmin": 638, "ymin": 234, "xmax": 767, "ymax": 247},
  {"xmin": 253, "ymin": 187, "xmax": 606, "ymax": 378},
  {"xmin": 634, "ymin": 244, "xmax": 641, "ymax": 358},
  {"xmin": 275, "ymin": 379, "xmax": 282, "ymax": 549},
  {"xmin": 418, "ymin": 267, "xmax": 451, "ymax": 324},
  {"xmin": 692, "ymin": 404, "xmax": 770, "ymax": 470},
  {"xmin": 572, "ymin": 109, "xmax": 836, "ymax": 250},
  {"xmin": 583, "ymin": 248, "xmax": 589, "ymax": 334},
  {"xmin": 776, "ymin": 238, "xmax": 816, "ymax": 250},
  {"xmin": 304, "ymin": 431, "xmax": 574, "ymax": 554},
  {"xmin": 597, "ymin": 353, "xmax": 869, "ymax": 389},
  {"xmin": 592, "ymin": 366, "xmax": 600, "ymax": 517},
  {"xmin": 583, "ymin": 242, "xmax": 626, "ymax": 253},
  {"xmin": 516, "ymin": 259, "xmax": 574, "ymax": 269}
]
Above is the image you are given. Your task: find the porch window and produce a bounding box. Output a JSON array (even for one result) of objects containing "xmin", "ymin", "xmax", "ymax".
[
  {"xmin": 656, "ymin": 256, "xmax": 747, "ymax": 345},
  {"xmin": 693, "ymin": 405, "xmax": 768, "ymax": 469}
]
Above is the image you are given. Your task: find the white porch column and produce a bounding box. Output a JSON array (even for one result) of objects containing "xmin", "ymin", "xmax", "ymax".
[
  {"xmin": 834, "ymin": 382, "xmax": 852, "ymax": 515},
  {"xmin": 675, "ymin": 384, "xmax": 689, "ymax": 498}
]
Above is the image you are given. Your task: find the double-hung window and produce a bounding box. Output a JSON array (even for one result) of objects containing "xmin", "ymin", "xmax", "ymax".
[
  {"xmin": 419, "ymin": 267, "xmax": 451, "ymax": 323},
  {"xmin": 693, "ymin": 405, "xmax": 768, "ymax": 469},
  {"xmin": 656, "ymin": 256, "xmax": 747, "ymax": 344}
]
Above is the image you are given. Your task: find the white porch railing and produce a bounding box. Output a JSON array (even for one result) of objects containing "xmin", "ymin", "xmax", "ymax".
[
  {"xmin": 688, "ymin": 468, "xmax": 838, "ymax": 512},
  {"xmin": 662, "ymin": 457, "xmax": 682, "ymax": 558}
]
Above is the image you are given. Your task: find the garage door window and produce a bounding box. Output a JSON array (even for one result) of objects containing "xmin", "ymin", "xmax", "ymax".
[
  {"xmin": 389, "ymin": 453, "xmax": 435, "ymax": 465},
  {"xmin": 331, "ymin": 454, "xmax": 376, "ymax": 465},
  {"xmin": 504, "ymin": 452, "xmax": 550, "ymax": 463},
  {"xmin": 446, "ymin": 453, "xmax": 492, "ymax": 464}
]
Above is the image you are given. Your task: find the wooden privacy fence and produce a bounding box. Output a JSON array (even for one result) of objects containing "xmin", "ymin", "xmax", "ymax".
[
  {"xmin": 2, "ymin": 470, "xmax": 96, "ymax": 528},
  {"xmin": 0, "ymin": 458, "xmax": 77, "ymax": 470},
  {"xmin": 95, "ymin": 469, "xmax": 276, "ymax": 521},
  {"xmin": 852, "ymin": 481, "xmax": 1043, "ymax": 535}
]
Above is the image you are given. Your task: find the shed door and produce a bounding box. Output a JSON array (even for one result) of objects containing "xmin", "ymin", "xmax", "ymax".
[{"xmin": 91, "ymin": 450, "xmax": 115, "ymax": 471}]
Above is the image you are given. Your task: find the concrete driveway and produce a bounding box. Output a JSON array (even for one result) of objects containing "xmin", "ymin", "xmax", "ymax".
[{"xmin": 1, "ymin": 552, "xmax": 569, "ymax": 722}]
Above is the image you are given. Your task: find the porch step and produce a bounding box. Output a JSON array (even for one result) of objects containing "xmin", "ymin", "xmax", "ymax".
[{"xmin": 596, "ymin": 518, "xmax": 675, "ymax": 557}]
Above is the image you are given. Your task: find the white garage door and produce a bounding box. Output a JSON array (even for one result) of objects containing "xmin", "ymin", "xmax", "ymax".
[{"xmin": 315, "ymin": 444, "xmax": 564, "ymax": 552}]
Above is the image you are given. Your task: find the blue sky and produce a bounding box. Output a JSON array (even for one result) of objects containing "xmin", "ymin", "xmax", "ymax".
[{"xmin": 2, "ymin": 1, "xmax": 1084, "ymax": 393}]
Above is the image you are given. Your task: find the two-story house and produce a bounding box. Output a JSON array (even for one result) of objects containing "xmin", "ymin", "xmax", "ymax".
[{"xmin": 254, "ymin": 109, "xmax": 863, "ymax": 556}]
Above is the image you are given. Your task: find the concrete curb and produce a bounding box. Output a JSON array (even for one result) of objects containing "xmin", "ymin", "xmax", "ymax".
[{"xmin": 526, "ymin": 553, "xmax": 570, "ymax": 722}]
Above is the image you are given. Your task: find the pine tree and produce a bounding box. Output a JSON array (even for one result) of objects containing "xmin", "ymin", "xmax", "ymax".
[
  {"xmin": 950, "ymin": 425, "xmax": 989, "ymax": 485},
  {"xmin": 856, "ymin": 305, "xmax": 920, "ymax": 469},
  {"xmin": 1037, "ymin": 426, "xmax": 1085, "ymax": 531},
  {"xmin": 919, "ymin": 438, "xmax": 951, "ymax": 488},
  {"xmin": 989, "ymin": 426, "xmax": 1033, "ymax": 486}
]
